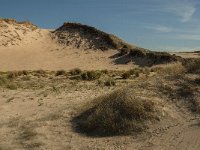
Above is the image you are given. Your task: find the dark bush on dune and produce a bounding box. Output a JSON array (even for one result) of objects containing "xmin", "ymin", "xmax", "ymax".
[
  {"xmin": 146, "ymin": 52, "xmax": 178, "ymax": 64},
  {"xmin": 128, "ymin": 49, "xmax": 179, "ymax": 65},
  {"xmin": 73, "ymin": 89, "xmax": 157, "ymax": 136},
  {"xmin": 129, "ymin": 48, "xmax": 146, "ymax": 57}
]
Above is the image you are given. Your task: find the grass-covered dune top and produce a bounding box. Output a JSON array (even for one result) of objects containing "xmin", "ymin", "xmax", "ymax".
[
  {"xmin": 53, "ymin": 22, "xmax": 135, "ymax": 50},
  {"xmin": 0, "ymin": 18, "xmax": 37, "ymax": 30},
  {"xmin": 116, "ymin": 48, "xmax": 183, "ymax": 66},
  {"xmin": 73, "ymin": 88, "xmax": 161, "ymax": 136}
]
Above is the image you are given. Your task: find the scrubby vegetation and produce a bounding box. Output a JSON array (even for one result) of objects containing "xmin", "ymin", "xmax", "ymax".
[
  {"xmin": 73, "ymin": 89, "xmax": 158, "ymax": 136},
  {"xmin": 55, "ymin": 70, "xmax": 66, "ymax": 76},
  {"xmin": 104, "ymin": 78, "xmax": 116, "ymax": 86},
  {"xmin": 184, "ymin": 58, "xmax": 200, "ymax": 73},
  {"xmin": 81, "ymin": 71, "xmax": 101, "ymax": 81},
  {"xmin": 129, "ymin": 49, "xmax": 180, "ymax": 65},
  {"xmin": 121, "ymin": 68, "xmax": 148, "ymax": 79},
  {"xmin": 69, "ymin": 68, "xmax": 82, "ymax": 75}
]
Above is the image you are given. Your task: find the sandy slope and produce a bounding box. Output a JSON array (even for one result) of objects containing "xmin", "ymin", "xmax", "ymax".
[{"xmin": 0, "ymin": 29, "xmax": 134, "ymax": 71}]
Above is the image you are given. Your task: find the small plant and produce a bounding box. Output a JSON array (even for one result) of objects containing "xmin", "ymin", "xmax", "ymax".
[
  {"xmin": 32, "ymin": 70, "xmax": 47, "ymax": 77},
  {"xmin": 69, "ymin": 68, "xmax": 82, "ymax": 75},
  {"xmin": 101, "ymin": 69, "xmax": 109, "ymax": 74},
  {"xmin": 81, "ymin": 71, "xmax": 101, "ymax": 81},
  {"xmin": 104, "ymin": 79, "xmax": 116, "ymax": 86},
  {"xmin": 0, "ymin": 76, "xmax": 8, "ymax": 86},
  {"xmin": 35, "ymin": 69, "xmax": 46, "ymax": 74},
  {"xmin": 121, "ymin": 71, "xmax": 131, "ymax": 79},
  {"xmin": 55, "ymin": 70, "xmax": 66, "ymax": 76},
  {"xmin": 6, "ymin": 83, "xmax": 18, "ymax": 90},
  {"xmin": 20, "ymin": 70, "xmax": 29, "ymax": 76}
]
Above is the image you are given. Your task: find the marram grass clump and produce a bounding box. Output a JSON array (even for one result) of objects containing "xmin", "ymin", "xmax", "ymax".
[{"xmin": 73, "ymin": 89, "xmax": 158, "ymax": 136}]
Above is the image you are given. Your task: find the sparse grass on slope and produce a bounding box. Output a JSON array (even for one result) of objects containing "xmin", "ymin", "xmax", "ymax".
[{"xmin": 0, "ymin": 18, "xmax": 37, "ymax": 30}]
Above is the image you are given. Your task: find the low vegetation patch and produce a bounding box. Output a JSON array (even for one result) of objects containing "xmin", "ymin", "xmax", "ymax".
[
  {"xmin": 73, "ymin": 89, "xmax": 158, "ymax": 136},
  {"xmin": 55, "ymin": 70, "xmax": 66, "ymax": 76},
  {"xmin": 7, "ymin": 71, "xmax": 28, "ymax": 79},
  {"xmin": 121, "ymin": 71, "xmax": 131, "ymax": 79},
  {"xmin": 121, "ymin": 68, "xmax": 146, "ymax": 79},
  {"xmin": 81, "ymin": 71, "xmax": 101, "ymax": 81},
  {"xmin": 69, "ymin": 68, "xmax": 82, "ymax": 75},
  {"xmin": 185, "ymin": 58, "xmax": 200, "ymax": 73},
  {"xmin": 104, "ymin": 78, "xmax": 116, "ymax": 86}
]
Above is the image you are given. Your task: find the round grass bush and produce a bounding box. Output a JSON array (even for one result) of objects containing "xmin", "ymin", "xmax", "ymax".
[{"xmin": 73, "ymin": 89, "xmax": 158, "ymax": 136}]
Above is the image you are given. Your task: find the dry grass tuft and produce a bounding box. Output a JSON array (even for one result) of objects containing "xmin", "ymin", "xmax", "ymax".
[
  {"xmin": 104, "ymin": 78, "xmax": 116, "ymax": 86},
  {"xmin": 73, "ymin": 89, "xmax": 158, "ymax": 136},
  {"xmin": 81, "ymin": 71, "xmax": 101, "ymax": 81}
]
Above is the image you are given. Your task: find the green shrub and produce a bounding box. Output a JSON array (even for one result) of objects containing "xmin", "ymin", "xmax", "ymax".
[
  {"xmin": 69, "ymin": 68, "xmax": 82, "ymax": 75},
  {"xmin": 74, "ymin": 89, "xmax": 157, "ymax": 135}
]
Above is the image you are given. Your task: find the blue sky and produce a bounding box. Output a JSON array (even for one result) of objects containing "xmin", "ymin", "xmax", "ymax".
[{"xmin": 0, "ymin": 0, "xmax": 200, "ymax": 51}]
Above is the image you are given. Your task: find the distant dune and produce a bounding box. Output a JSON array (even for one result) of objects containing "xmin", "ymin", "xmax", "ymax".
[{"xmin": 0, "ymin": 18, "xmax": 187, "ymax": 71}]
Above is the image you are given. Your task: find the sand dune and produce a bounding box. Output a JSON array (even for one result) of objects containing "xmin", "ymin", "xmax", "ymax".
[
  {"xmin": 0, "ymin": 19, "xmax": 181, "ymax": 71},
  {"xmin": 0, "ymin": 19, "xmax": 136, "ymax": 71}
]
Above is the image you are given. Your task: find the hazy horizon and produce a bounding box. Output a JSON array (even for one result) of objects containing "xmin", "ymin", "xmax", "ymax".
[{"xmin": 0, "ymin": 0, "xmax": 200, "ymax": 51}]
